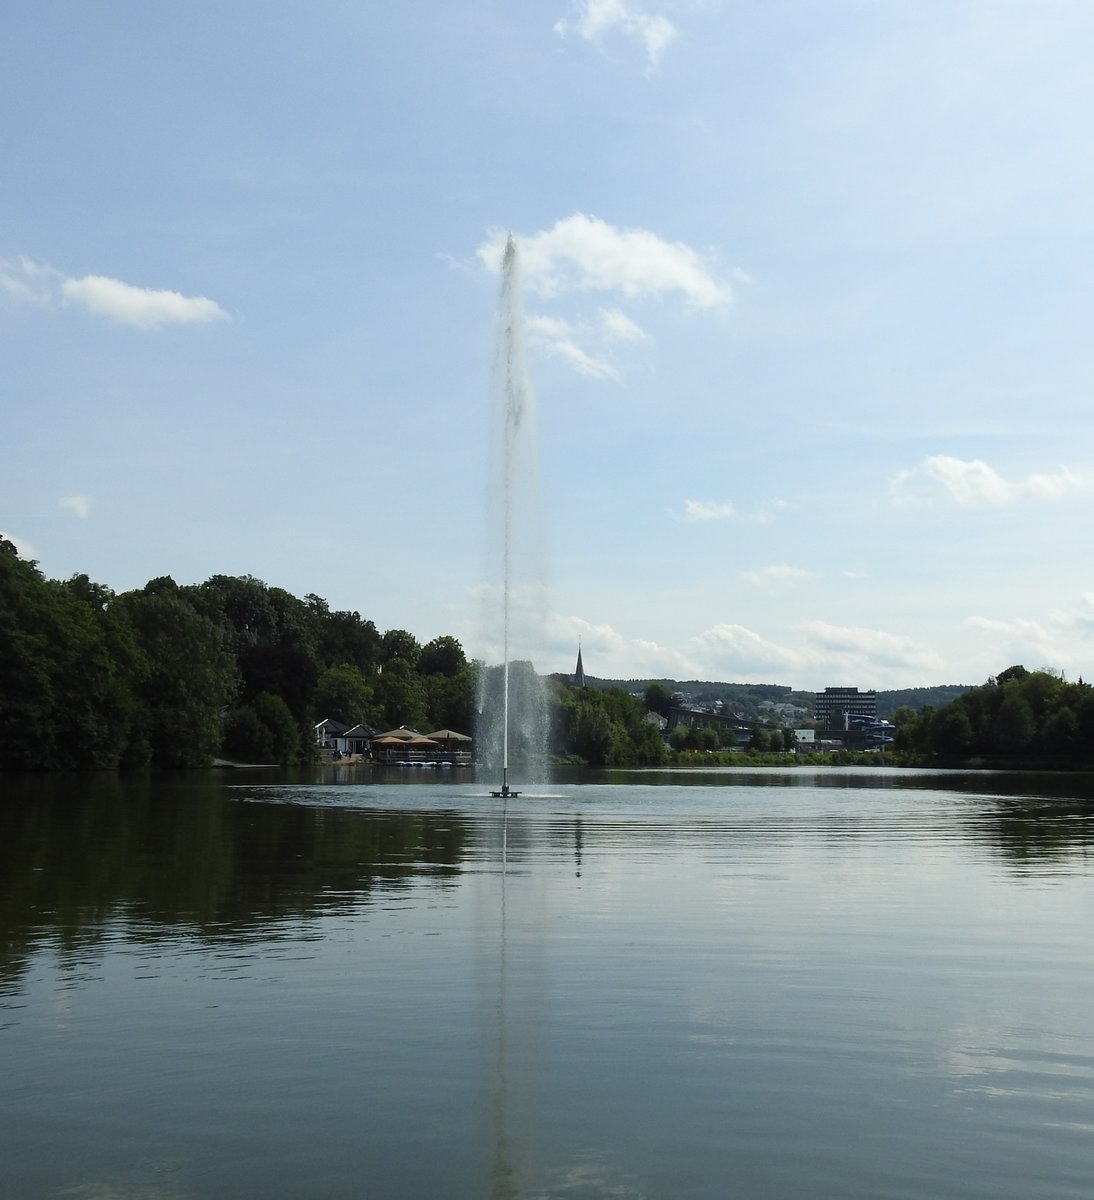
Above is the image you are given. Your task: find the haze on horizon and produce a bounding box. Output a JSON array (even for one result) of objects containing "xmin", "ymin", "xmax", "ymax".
[{"xmin": 3, "ymin": 1, "xmax": 1094, "ymax": 693}]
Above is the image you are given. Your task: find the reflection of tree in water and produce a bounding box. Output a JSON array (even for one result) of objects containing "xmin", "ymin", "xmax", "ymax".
[
  {"xmin": 0, "ymin": 774, "xmax": 471, "ymax": 989},
  {"xmin": 975, "ymin": 795, "xmax": 1094, "ymax": 866}
]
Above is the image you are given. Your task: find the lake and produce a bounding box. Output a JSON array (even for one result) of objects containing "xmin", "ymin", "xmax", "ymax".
[{"xmin": 3, "ymin": 766, "xmax": 1094, "ymax": 1199}]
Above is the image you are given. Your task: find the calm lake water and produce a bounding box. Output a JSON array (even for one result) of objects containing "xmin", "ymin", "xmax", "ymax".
[{"xmin": 3, "ymin": 765, "xmax": 1094, "ymax": 1200}]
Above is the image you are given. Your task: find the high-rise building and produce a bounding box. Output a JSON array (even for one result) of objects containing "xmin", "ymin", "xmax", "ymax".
[{"xmin": 814, "ymin": 686, "xmax": 877, "ymax": 730}]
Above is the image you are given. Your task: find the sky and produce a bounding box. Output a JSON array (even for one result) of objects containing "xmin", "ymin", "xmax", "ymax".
[{"xmin": 4, "ymin": 0, "xmax": 1094, "ymax": 692}]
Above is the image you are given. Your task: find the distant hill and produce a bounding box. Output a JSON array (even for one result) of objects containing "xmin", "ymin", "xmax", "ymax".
[
  {"xmin": 874, "ymin": 685, "xmax": 971, "ymax": 717},
  {"xmin": 586, "ymin": 677, "xmax": 971, "ymax": 721}
]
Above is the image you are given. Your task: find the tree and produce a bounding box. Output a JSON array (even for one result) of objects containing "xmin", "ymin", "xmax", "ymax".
[
  {"xmin": 644, "ymin": 682, "xmax": 672, "ymax": 720},
  {"xmin": 993, "ymin": 691, "xmax": 1035, "ymax": 755},
  {"xmin": 1040, "ymin": 706, "xmax": 1079, "ymax": 757},
  {"xmin": 749, "ymin": 726, "xmax": 771, "ymax": 752},
  {"xmin": 669, "ymin": 725, "xmax": 700, "ymax": 751},
  {"xmin": 932, "ymin": 707, "xmax": 974, "ymax": 757},
  {"xmin": 0, "ymin": 551, "xmax": 140, "ymax": 769},
  {"xmin": 380, "ymin": 628, "xmax": 421, "ymax": 668},
  {"xmin": 312, "ymin": 664, "xmax": 378, "ymax": 726},
  {"xmin": 374, "ymin": 658, "xmax": 428, "ymax": 730},
  {"xmin": 113, "ymin": 588, "xmax": 238, "ymax": 768},
  {"xmin": 419, "ymin": 635, "xmax": 467, "ymax": 678},
  {"xmin": 423, "ymin": 666, "xmax": 475, "ymax": 733},
  {"xmin": 308, "ymin": 596, "xmax": 381, "ymax": 673},
  {"xmin": 573, "ymin": 703, "xmax": 613, "ymax": 765},
  {"xmin": 222, "ymin": 693, "xmax": 301, "ymax": 764},
  {"xmin": 184, "ymin": 575, "xmax": 320, "ymax": 722},
  {"xmin": 697, "ymin": 727, "xmax": 719, "ymax": 752},
  {"xmin": 251, "ymin": 692, "xmax": 302, "ymax": 764}
]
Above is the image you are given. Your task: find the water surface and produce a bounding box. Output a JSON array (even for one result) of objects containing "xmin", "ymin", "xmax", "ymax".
[{"xmin": 3, "ymin": 767, "xmax": 1094, "ymax": 1199}]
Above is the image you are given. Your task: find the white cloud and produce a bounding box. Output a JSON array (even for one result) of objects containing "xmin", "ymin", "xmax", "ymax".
[
  {"xmin": 547, "ymin": 611, "xmax": 700, "ymax": 678},
  {"xmin": 741, "ymin": 564, "xmax": 812, "ymax": 593},
  {"xmin": 478, "ymin": 215, "xmax": 732, "ymax": 308},
  {"xmin": 688, "ymin": 619, "xmax": 946, "ymax": 687},
  {"xmin": 0, "ymin": 256, "xmax": 61, "ymax": 306},
  {"xmin": 58, "ymin": 495, "xmax": 92, "ymax": 519},
  {"xmin": 599, "ymin": 307, "xmax": 650, "ymax": 343},
  {"xmin": 891, "ymin": 454, "xmax": 1094, "ymax": 507},
  {"xmin": 61, "ymin": 275, "xmax": 228, "ymax": 330},
  {"xmin": 690, "ymin": 623, "xmax": 804, "ymax": 675},
  {"xmin": 965, "ymin": 614, "xmax": 1068, "ymax": 675},
  {"xmin": 681, "ymin": 499, "xmax": 737, "ymax": 521},
  {"xmin": 965, "ymin": 595, "xmax": 1094, "ymax": 675},
  {"xmin": 800, "ymin": 620, "xmax": 946, "ymax": 673},
  {"xmin": 1078, "ymin": 593, "xmax": 1094, "ymax": 630},
  {"xmin": 524, "ymin": 306, "xmax": 651, "ymax": 382},
  {"xmin": 526, "ymin": 314, "xmax": 623, "ymax": 381},
  {"xmin": 0, "ymin": 255, "xmax": 228, "ymax": 329},
  {"xmin": 477, "ymin": 216, "xmax": 731, "ymax": 380},
  {"xmin": 678, "ymin": 497, "xmax": 787, "ymax": 523},
  {"xmin": 0, "ymin": 531, "xmax": 36, "ymax": 559},
  {"xmin": 555, "ymin": 0, "xmax": 679, "ymax": 71}
]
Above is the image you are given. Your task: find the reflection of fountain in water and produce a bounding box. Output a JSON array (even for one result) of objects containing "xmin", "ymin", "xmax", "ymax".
[{"xmin": 476, "ymin": 235, "xmax": 549, "ymax": 794}]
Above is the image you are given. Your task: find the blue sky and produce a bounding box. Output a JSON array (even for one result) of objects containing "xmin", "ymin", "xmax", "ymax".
[{"xmin": 4, "ymin": 0, "xmax": 1094, "ymax": 691}]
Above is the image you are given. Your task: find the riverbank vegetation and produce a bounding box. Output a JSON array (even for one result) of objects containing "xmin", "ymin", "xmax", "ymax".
[
  {"xmin": 3, "ymin": 542, "xmax": 1090, "ymax": 772},
  {"xmin": 0, "ymin": 544, "xmax": 473, "ymax": 770},
  {"xmin": 891, "ymin": 665, "xmax": 1094, "ymax": 767}
]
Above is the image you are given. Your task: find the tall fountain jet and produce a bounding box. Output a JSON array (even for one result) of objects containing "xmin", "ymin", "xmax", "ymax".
[{"xmin": 479, "ymin": 234, "xmax": 548, "ymax": 798}]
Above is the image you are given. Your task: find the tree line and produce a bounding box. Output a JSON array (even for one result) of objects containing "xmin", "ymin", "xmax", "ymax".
[
  {"xmin": 0, "ymin": 542, "xmax": 672, "ymax": 771},
  {"xmin": 893, "ymin": 665, "xmax": 1094, "ymax": 764},
  {"xmin": 0, "ymin": 541, "xmax": 474, "ymax": 770},
  {"xmin": 13, "ymin": 541, "xmax": 1084, "ymax": 773}
]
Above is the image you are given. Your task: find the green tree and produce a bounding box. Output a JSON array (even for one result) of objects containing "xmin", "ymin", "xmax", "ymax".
[
  {"xmin": 419, "ymin": 635, "xmax": 467, "ymax": 677},
  {"xmin": 312, "ymin": 664, "xmax": 378, "ymax": 725},
  {"xmin": 749, "ymin": 726, "xmax": 771, "ymax": 752},
  {"xmin": 222, "ymin": 706, "xmax": 270, "ymax": 764},
  {"xmin": 113, "ymin": 587, "xmax": 238, "ymax": 768},
  {"xmin": 307, "ymin": 595, "xmax": 381, "ymax": 673},
  {"xmin": 423, "ymin": 666, "xmax": 475, "ymax": 733},
  {"xmin": 375, "ymin": 658, "xmax": 428, "ymax": 730},
  {"xmin": 0, "ymin": 548, "xmax": 139, "ymax": 769},
  {"xmin": 669, "ymin": 725, "xmax": 700, "ymax": 752},
  {"xmin": 1040, "ymin": 706, "xmax": 1079, "ymax": 757},
  {"xmin": 993, "ymin": 691, "xmax": 1035, "ymax": 755},
  {"xmin": 932, "ymin": 706, "xmax": 974, "ymax": 757},
  {"xmin": 222, "ymin": 692, "xmax": 302, "ymax": 764},
  {"xmin": 697, "ymin": 727, "xmax": 719, "ymax": 752},
  {"xmin": 644, "ymin": 682, "xmax": 672, "ymax": 720},
  {"xmin": 573, "ymin": 702, "xmax": 613, "ymax": 765},
  {"xmin": 380, "ymin": 628, "xmax": 421, "ymax": 668},
  {"xmin": 185, "ymin": 575, "xmax": 319, "ymax": 722},
  {"xmin": 251, "ymin": 692, "xmax": 302, "ymax": 763}
]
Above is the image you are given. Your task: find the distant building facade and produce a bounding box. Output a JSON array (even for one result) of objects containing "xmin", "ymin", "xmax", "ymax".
[{"xmin": 814, "ymin": 687, "xmax": 877, "ymax": 731}]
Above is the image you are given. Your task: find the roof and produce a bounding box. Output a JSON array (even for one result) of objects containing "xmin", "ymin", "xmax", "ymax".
[
  {"xmin": 374, "ymin": 726, "xmax": 426, "ymax": 740},
  {"xmin": 315, "ymin": 717, "xmax": 351, "ymax": 734}
]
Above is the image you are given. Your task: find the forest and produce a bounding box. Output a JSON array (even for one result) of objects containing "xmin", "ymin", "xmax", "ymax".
[
  {"xmin": 0, "ymin": 541, "xmax": 665, "ymax": 771},
  {"xmin": 6, "ymin": 540, "xmax": 1090, "ymax": 773},
  {"xmin": 892, "ymin": 664, "xmax": 1094, "ymax": 766}
]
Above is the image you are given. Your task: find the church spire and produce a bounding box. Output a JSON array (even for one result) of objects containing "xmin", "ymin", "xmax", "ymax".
[{"xmin": 573, "ymin": 643, "xmax": 586, "ymax": 688}]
